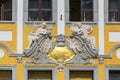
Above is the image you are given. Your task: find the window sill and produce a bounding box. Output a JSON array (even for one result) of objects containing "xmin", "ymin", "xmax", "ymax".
[
  {"xmin": 0, "ymin": 21, "xmax": 15, "ymax": 24},
  {"xmin": 66, "ymin": 21, "xmax": 97, "ymax": 25},
  {"xmin": 25, "ymin": 21, "xmax": 56, "ymax": 26},
  {"xmin": 105, "ymin": 22, "xmax": 120, "ymax": 24}
]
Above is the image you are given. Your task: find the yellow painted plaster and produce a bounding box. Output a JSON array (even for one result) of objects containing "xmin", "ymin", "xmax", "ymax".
[{"xmin": 0, "ymin": 24, "xmax": 120, "ymax": 80}]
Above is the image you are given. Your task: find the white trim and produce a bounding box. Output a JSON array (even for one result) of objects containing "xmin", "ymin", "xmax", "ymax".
[
  {"xmin": 65, "ymin": 0, "xmax": 69, "ymax": 23},
  {"xmin": 93, "ymin": 0, "xmax": 98, "ymax": 22},
  {"xmin": 57, "ymin": 0, "xmax": 65, "ymax": 35},
  {"xmin": 12, "ymin": 0, "xmax": 17, "ymax": 22},
  {"xmin": 52, "ymin": 0, "xmax": 57, "ymax": 22},
  {"xmin": 98, "ymin": 0, "xmax": 104, "ymax": 55},
  {"xmin": 104, "ymin": 0, "xmax": 108, "ymax": 22},
  {"xmin": 17, "ymin": 0, "xmax": 23, "ymax": 54},
  {"xmin": 0, "ymin": 31, "xmax": 12, "ymax": 41},
  {"xmin": 109, "ymin": 32, "xmax": 120, "ymax": 42}
]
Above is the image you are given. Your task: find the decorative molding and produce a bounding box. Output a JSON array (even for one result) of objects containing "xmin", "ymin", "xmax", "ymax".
[
  {"xmin": 17, "ymin": 56, "xmax": 22, "ymax": 63},
  {"xmin": 0, "ymin": 43, "xmax": 12, "ymax": 55},
  {"xmin": 66, "ymin": 53, "xmax": 95, "ymax": 64},
  {"xmin": 24, "ymin": 22, "xmax": 55, "ymax": 64},
  {"xmin": 1, "ymin": 23, "xmax": 120, "ymax": 65},
  {"xmin": 66, "ymin": 24, "xmax": 98, "ymax": 64},
  {"xmin": 0, "ymin": 48, "xmax": 4, "ymax": 58},
  {"xmin": 116, "ymin": 49, "xmax": 120, "ymax": 59},
  {"xmin": 53, "ymin": 34, "xmax": 68, "ymax": 47},
  {"xmin": 57, "ymin": 61, "xmax": 64, "ymax": 72},
  {"xmin": 24, "ymin": 52, "xmax": 55, "ymax": 64},
  {"xmin": 24, "ymin": 23, "xmax": 98, "ymax": 64},
  {"xmin": 98, "ymin": 44, "xmax": 120, "ymax": 63}
]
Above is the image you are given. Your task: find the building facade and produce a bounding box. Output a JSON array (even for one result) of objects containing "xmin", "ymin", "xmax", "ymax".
[{"xmin": 0, "ymin": 0, "xmax": 120, "ymax": 80}]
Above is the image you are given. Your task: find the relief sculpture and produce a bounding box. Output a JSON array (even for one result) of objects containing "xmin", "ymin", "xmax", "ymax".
[{"xmin": 24, "ymin": 22, "xmax": 98, "ymax": 64}]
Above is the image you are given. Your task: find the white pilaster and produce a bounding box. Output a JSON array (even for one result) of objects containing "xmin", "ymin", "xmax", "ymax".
[
  {"xmin": 17, "ymin": 0, "xmax": 23, "ymax": 54},
  {"xmin": 57, "ymin": 0, "xmax": 65, "ymax": 35},
  {"xmin": 98, "ymin": 0, "xmax": 104, "ymax": 55}
]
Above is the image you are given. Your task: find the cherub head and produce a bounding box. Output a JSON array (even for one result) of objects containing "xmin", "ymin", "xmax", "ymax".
[{"xmin": 41, "ymin": 22, "xmax": 46, "ymax": 29}]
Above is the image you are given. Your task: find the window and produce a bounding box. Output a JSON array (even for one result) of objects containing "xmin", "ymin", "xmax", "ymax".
[
  {"xmin": 28, "ymin": 70, "xmax": 52, "ymax": 80},
  {"xmin": 0, "ymin": 70, "xmax": 12, "ymax": 80},
  {"xmin": 70, "ymin": 71, "xmax": 93, "ymax": 80},
  {"xmin": 109, "ymin": 70, "xmax": 120, "ymax": 80},
  {"xmin": 0, "ymin": 0, "xmax": 12, "ymax": 21},
  {"xmin": 69, "ymin": 0, "xmax": 93, "ymax": 22},
  {"xmin": 105, "ymin": 67, "xmax": 120, "ymax": 80},
  {"xmin": 24, "ymin": 67, "xmax": 56, "ymax": 80},
  {"xmin": 28, "ymin": 0, "xmax": 52, "ymax": 21},
  {"xmin": 0, "ymin": 66, "xmax": 16, "ymax": 80},
  {"xmin": 109, "ymin": 0, "xmax": 120, "ymax": 22},
  {"xmin": 65, "ymin": 67, "xmax": 98, "ymax": 80}
]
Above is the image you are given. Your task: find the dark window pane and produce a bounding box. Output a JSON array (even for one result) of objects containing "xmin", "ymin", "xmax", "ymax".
[
  {"xmin": 81, "ymin": 10, "xmax": 93, "ymax": 21},
  {"xmin": 4, "ymin": 11, "xmax": 12, "ymax": 20},
  {"xmin": 70, "ymin": 0, "xmax": 81, "ymax": 21},
  {"xmin": 29, "ymin": 0, "xmax": 39, "ymax": 9},
  {"xmin": 42, "ymin": 0, "xmax": 52, "ymax": 9},
  {"xmin": 109, "ymin": 71, "xmax": 120, "ymax": 80},
  {"xmin": 109, "ymin": 12, "xmax": 120, "ymax": 21},
  {"xmin": 4, "ymin": 0, "xmax": 12, "ymax": 10},
  {"xmin": 109, "ymin": 0, "xmax": 120, "ymax": 21},
  {"xmin": 28, "ymin": 11, "xmax": 40, "ymax": 21},
  {"xmin": 28, "ymin": 70, "xmax": 52, "ymax": 80},
  {"xmin": 82, "ymin": 0, "xmax": 93, "ymax": 9},
  {"xmin": 109, "ymin": 0, "xmax": 118, "ymax": 9},
  {"xmin": 42, "ymin": 11, "xmax": 52, "ymax": 21},
  {"xmin": 0, "ymin": 70, "xmax": 12, "ymax": 80},
  {"xmin": 28, "ymin": 0, "xmax": 52, "ymax": 21},
  {"xmin": 0, "ymin": 0, "xmax": 12, "ymax": 20},
  {"xmin": 69, "ymin": 0, "xmax": 93, "ymax": 21}
]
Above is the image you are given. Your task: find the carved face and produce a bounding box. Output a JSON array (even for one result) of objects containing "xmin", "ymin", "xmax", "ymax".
[{"xmin": 87, "ymin": 26, "xmax": 92, "ymax": 33}]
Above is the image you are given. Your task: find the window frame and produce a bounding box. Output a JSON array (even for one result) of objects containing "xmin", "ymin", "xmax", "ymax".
[
  {"xmin": 105, "ymin": 66, "xmax": 120, "ymax": 80},
  {"xmin": 0, "ymin": 0, "xmax": 17, "ymax": 23},
  {"xmin": 65, "ymin": 66, "xmax": 98, "ymax": 80},
  {"xmin": 24, "ymin": 66, "xmax": 56, "ymax": 80},
  {"xmin": 28, "ymin": 0, "xmax": 52, "ymax": 21},
  {"xmin": 0, "ymin": 66, "xmax": 16, "ymax": 80},
  {"xmin": 65, "ymin": 0, "xmax": 98, "ymax": 24},
  {"xmin": 24, "ymin": 0, "xmax": 57, "ymax": 25},
  {"xmin": 105, "ymin": 0, "xmax": 120, "ymax": 24}
]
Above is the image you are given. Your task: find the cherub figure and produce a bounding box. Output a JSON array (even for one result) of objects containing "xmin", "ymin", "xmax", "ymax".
[
  {"xmin": 69, "ymin": 38, "xmax": 82, "ymax": 54},
  {"xmin": 71, "ymin": 24, "xmax": 96, "ymax": 49},
  {"xmin": 27, "ymin": 22, "xmax": 51, "ymax": 48}
]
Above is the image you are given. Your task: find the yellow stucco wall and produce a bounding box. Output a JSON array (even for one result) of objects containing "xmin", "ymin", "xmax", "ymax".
[
  {"xmin": 0, "ymin": 23, "xmax": 120, "ymax": 80},
  {"xmin": 0, "ymin": 24, "xmax": 17, "ymax": 53},
  {"xmin": 104, "ymin": 24, "xmax": 120, "ymax": 54}
]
